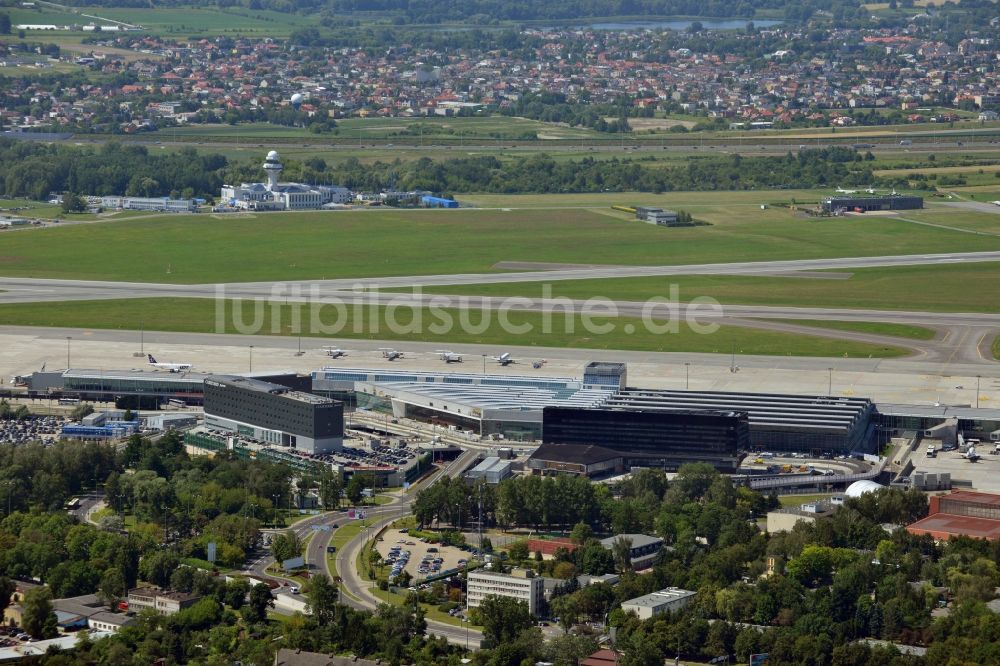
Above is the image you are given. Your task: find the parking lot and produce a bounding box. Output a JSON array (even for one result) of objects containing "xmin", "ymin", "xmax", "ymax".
[
  {"xmin": 0, "ymin": 415, "xmax": 64, "ymax": 445},
  {"xmin": 377, "ymin": 528, "xmax": 470, "ymax": 583}
]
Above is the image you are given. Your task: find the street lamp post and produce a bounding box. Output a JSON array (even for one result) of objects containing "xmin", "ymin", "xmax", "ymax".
[
  {"xmin": 684, "ymin": 362, "xmax": 690, "ymax": 390},
  {"xmin": 249, "ymin": 345, "xmax": 254, "ymax": 373},
  {"xmin": 828, "ymin": 367, "xmax": 833, "ymax": 395},
  {"xmin": 66, "ymin": 336, "xmax": 72, "ymax": 369},
  {"xmin": 977, "ymin": 375, "xmax": 982, "ymax": 409}
]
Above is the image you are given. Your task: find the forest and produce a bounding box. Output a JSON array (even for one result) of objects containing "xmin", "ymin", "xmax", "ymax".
[
  {"xmin": 0, "ymin": 140, "xmax": 878, "ymax": 200},
  {"xmin": 413, "ymin": 465, "xmax": 1000, "ymax": 666}
]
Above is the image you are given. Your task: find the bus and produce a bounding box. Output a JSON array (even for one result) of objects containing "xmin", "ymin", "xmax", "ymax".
[{"xmin": 65, "ymin": 498, "xmax": 81, "ymax": 510}]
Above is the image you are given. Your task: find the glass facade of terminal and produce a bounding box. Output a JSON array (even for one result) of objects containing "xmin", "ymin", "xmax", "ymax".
[{"xmin": 543, "ymin": 407, "xmax": 748, "ymax": 471}]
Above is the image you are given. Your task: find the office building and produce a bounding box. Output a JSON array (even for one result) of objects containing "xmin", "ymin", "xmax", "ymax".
[
  {"xmin": 126, "ymin": 588, "xmax": 201, "ymax": 615},
  {"xmin": 906, "ymin": 490, "xmax": 1000, "ymax": 541},
  {"xmin": 467, "ymin": 568, "xmax": 545, "ymax": 616},
  {"xmin": 599, "ymin": 533, "xmax": 664, "ymax": 570},
  {"xmin": 204, "ymin": 376, "xmax": 344, "ymax": 454},
  {"xmin": 582, "ymin": 362, "xmax": 627, "ymax": 390},
  {"xmin": 620, "ymin": 587, "xmax": 696, "ymax": 620},
  {"xmin": 543, "ymin": 406, "xmax": 748, "ymax": 471}
]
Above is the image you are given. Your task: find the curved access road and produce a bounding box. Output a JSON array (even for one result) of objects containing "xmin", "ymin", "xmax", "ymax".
[{"xmin": 331, "ymin": 450, "xmax": 483, "ymax": 647}]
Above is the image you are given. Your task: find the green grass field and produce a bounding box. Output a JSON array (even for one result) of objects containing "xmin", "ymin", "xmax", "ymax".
[
  {"xmin": 6, "ymin": 5, "xmax": 314, "ymax": 37},
  {"xmin": 0, "ymin": 297, "xmax": 912, "ymax": 358},
  {"xmin": 415, "ymin": 262, "xmax": 1000, "ymax": 314},
  {"xmin": 772, "ymin": 320, "xmax": 937, "ymax": 340},
  {"xmin": 2, "ymin": 202, "xmax": 1000, "ymax": 284}
]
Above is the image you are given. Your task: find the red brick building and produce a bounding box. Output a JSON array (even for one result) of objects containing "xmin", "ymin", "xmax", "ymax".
[{"xmin": 906, "ymin": 490, "xmax": 1000, "ymax": 541}]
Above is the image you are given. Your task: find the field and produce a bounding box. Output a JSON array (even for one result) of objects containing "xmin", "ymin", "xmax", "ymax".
[
  {"xmin": 414, "ymin": 262, "xmax": 1000, "ymax": 314},
  {"xmin": 6, "ymin": 5, "xmax": 315, "ymax": 37},
  {"xmin": 3, "ymin": 200, "xmax": 1000, "ymax": 284},
  {"xmin": 772, "ymin": 320, "xmax": 937, "ymax": 340},
  {"xmin": 0, "ymin": 298, "xmax": 911, "ymax": 358}
]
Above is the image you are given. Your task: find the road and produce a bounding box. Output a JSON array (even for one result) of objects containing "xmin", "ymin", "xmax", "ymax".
[{"xmin": 332, "ymin": 449, "xmax": 484, "ymax": 647}]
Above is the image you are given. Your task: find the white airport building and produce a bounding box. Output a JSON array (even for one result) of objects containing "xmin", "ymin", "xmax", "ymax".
[
  {"xmin": 99, "ymin": 196, "xmax": 196, "ymax": 212},
  {"xmin": 220, "ymin": 150, "xmax": 352, "ymax": 210},
  {"xmin": 467, "ymin": 568, "xmax": 545, "ymax": 616}
]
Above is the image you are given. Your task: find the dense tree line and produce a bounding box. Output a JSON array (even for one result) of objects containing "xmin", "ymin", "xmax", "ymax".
[
  {"xmin": 296, "ymin": 146, "xmax": 877, "ymax": 195},
  {"xmin": 0, "ymin": 140, "xmax": 227, "ymax": 201}
]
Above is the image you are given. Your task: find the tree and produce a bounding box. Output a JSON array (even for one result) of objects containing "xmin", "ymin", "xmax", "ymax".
[
  {"xmin": 0, "ymin": 578, "xmax": 14, "ymax": 613},
  {"xmin": 271, "ymin": 530, "xmax": 303, "ymax": 565},
  {"xmin": 98, "ymin": 568, "xmax": 126, "ymax": 607},
  {"xmin": 22, "ymin": 587, "xmax": 58, "ymax": 639},
  {"xmin": 551, "ymin": 594, "xmax": 579, "ymax": 634},
  {"xmin": 307, "ymin": 575, "xmax": 339, "ymax": 624},
  {"xmin": 570, "ymin": 522, "xmax": 594, "ymax": 545},
  {"xmin": 478, "ymin": 595, "xmax": 534, "ymax": 648},
  {"xmin": 611, "ymin": 536, "xmax": 633, "ymax": 574},
  {"xmin": 243, "ymin": 583, "xmax": 273, "ymax": 624},
  {"xmin": 60, "ymin": 192, "xmax": 86, "ymax": 214},
  {"xmin": 318, "ymin": 469, "xmax": 343, "ymax": 509}
]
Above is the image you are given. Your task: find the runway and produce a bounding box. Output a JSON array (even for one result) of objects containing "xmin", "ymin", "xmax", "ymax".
[
  {"xmin": 3, "ymin": 250, "xmax": 1000, "ymax": 300},
  {"xmin": 0, "ymin": 251, "xmax": 996, "ymax": 373}
]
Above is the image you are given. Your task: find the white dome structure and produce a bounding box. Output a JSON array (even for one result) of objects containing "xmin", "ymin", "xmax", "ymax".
[
  {"xmin": 845, "ymin": 480, "xmax": 884, "ymax": 498},
  {"xmin": 266, "ymin": 150, "xmax": 280, "ymax": 162},
  {"xmin": 290, "ymin": 93, "xmax": 304, "ymax": 108}
]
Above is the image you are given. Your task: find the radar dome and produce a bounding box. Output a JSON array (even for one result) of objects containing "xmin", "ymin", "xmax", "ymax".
[
  {"xmin": 845, "ymin": 480, "xmax": 884, "ymax": 498},
  {"xmin": 290, "ymin": 93, "xmax": 304, "ymax": 109},
  {"xmin": 266, "ymin": 150, "xmax": 280, "ymax": 162}
]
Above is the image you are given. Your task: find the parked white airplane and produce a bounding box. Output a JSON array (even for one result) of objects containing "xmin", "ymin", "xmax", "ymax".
[
  {"xmin": 147, "ymin": 354, "xmax": 192, "ymax": 372},
  {"xmin": 379, "ymin": 348, "xmax": 404, "ymax": 361},
  {"xmin": 436, "ymin": 350, "xmax": 463, "ymax": 363},
  {"xmin": 322, "ymin": 347, "xmax": 348, "ymax": 358},
  {"xmin": 836, "ymin": 187, "xmax": 857, "ymax": 194},
  {"xmin": 492, "ymin": 352, "xmax": 516, "ymax": 366}
]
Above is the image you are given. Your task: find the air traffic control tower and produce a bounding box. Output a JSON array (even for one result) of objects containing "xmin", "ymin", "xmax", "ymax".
[{"xmin": 263, "ymin": 150, "xmax": 283, "ymax": 191}]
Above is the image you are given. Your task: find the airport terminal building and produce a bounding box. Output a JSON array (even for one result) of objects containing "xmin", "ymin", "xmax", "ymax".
[
  {"xmin": 203, "ymin": 376, "xmax": 344, "ymax": 455},
  {"xmin": 542, "ymin": 406, "xmax": 749, "ymax": 471}
]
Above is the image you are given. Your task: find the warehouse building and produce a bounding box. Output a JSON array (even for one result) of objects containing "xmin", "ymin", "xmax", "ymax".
[
  {"xmin": 620, "ymin": 587, "xmax": 696, "ymax": 620},
  {"xmin": 466, "ymin": 456, "xmax": 512, "ymax": 484},
  {"xmin": 100, "ymin": 196, "xmax": 196, "ymax": 213},
  {"xmin": 204, "ymin": 376, "xmax": 344, "ymax": 454},
  {"xmin": 420, "ymin": 195, "xmax": 459, "ymax": 208},
  {"xmin": 526, "ymin": 443, "xmax": 624, "ymax": 477},
  {"xmin": 906, "ymin": 490, "xmax": 1000, "ymax": 541},
  {"xmin": 467, "ymin": 568, "xmax": 545, "ymax": 616},
  {"xmin": 821, "ymin": 194, "xmax": 923, "ymax": 213},
  {"xmin": 542, "ymin": 406, "xmax": 749, "ymax": 471},
  {"xmin": 603, "ymin": 389, "xmax": 875, "ymax": 454},
  {"xmin": 635, "ymin": 206, "xmax": 679, "ymax": 226}
]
